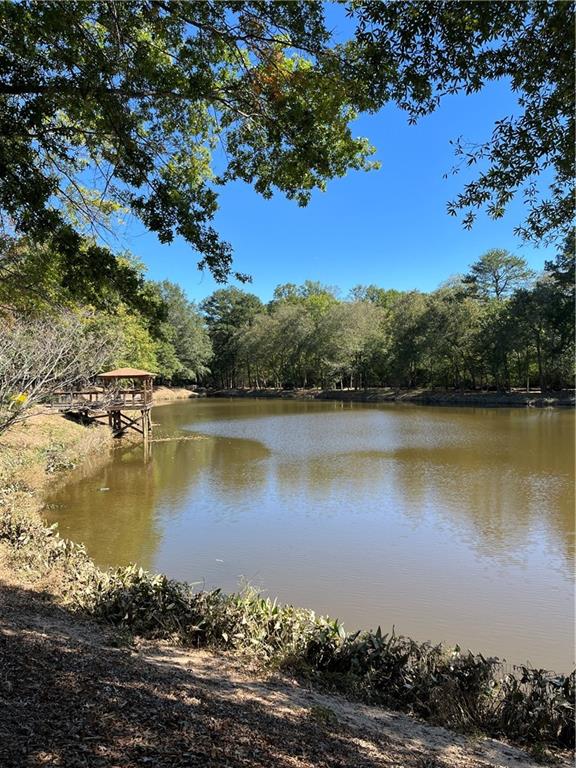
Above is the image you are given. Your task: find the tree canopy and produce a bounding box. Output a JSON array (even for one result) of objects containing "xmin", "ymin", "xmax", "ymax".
[
  {"xmin": 463, "ymin": 249, "xmax": 534, "ymax": 300},
  {"xmin": 348, "ymin": 1, "xmax": 574, "ymax": 243},
  {"xmin": 0, "ymin": 1, "xmax": 375, "ymax": 283},
  {"xmin": 199, "ymin": 240, "xmax": 574, "ymax": 394},
  {"xmin": 0, "ymin": 1, "xmax": 573, "ymax": 284}
]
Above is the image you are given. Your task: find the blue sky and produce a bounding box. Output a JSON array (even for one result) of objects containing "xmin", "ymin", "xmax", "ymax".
[{"xmin": 119, "ymin": 77, "xmax": 556, "ymax": 304}]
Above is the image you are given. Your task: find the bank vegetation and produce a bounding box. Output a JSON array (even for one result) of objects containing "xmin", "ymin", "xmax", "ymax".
[
  {"xmin": 0, "ymin": 416, "xmax": 573, "ymax": 755},
  {"xmin": 1, "ymin": 502, "xmax": 573, "ymax": 754}
]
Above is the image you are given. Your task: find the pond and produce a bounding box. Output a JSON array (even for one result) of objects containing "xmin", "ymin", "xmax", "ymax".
[{"xmin": 44, "ymin": 399, "xmax": 575, "ymax": 672}]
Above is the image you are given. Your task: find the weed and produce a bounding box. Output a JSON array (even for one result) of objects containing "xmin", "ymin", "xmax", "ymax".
[{"xmin": 43, "ymin": 443, "xmax": 77, "ymax": 473}]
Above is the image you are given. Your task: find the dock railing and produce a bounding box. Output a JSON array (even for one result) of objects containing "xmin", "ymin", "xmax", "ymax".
[{"xmin": 50, "ymin": 387, "xmax": 152, "ymax": 410}]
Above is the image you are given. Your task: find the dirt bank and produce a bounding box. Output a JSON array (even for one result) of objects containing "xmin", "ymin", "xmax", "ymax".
[
  {"xmin": 153, "ymin": 386, "xmax": 198, "ymax": 403},
  {"xmin": 208, "ymin": 387, "xmax": 575, "ymax": 408},
  {"xmin": 0, "ymin": 556, "xmax": 565, "ymax": 768},
  {"xmin": 0, "ymin": 410, "xmax": 114, "ymax": 497}
]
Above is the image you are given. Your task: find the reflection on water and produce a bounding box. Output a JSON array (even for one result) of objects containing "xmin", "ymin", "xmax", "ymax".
[{"xmin": 44, "ymin": 399, "xmax": 575, "ymax": 672}]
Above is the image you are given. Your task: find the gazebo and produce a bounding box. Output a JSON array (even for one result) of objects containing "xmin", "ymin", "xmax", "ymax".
[
  {"xmin": 50, "ymin": 367, "xmax": 156, "ymax": 441},
  {"xmin": 96, "ymin": 368, "xmax": 156, "ymax": 439},
  {"xmin": 97, "ymin": 368, "xmax": 155, "ymax": 407}
]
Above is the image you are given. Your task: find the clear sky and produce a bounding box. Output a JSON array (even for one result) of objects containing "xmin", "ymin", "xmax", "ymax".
[{"xmin": 117, "ymin": 75, "xmax": 556, "ymax": 305}]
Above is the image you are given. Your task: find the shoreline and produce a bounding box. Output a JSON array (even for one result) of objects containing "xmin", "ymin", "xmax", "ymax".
[
  {"xmin": 0, "ymin": 410, "xmax": 573, "ymax": 763},
  {"xmin": 153, "ymin": 385, "xmax": 199, "ymax": 403},
  {"xmin": 3, "ymin": 561, "xmax": 564, "ymax": 768},
  {"xmin": 206, "ymin": 387, "xmax": 575, "ymax": 408}
]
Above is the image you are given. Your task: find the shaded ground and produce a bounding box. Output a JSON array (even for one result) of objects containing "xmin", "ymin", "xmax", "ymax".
[{"xmin": 0, "ymin": 557, "xmax": 565, "ymax": 768}]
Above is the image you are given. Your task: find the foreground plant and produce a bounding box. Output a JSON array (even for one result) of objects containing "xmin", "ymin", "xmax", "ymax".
[{"xmin": 0, "ymin": 507, "xmax": 573, "ymax": 751}]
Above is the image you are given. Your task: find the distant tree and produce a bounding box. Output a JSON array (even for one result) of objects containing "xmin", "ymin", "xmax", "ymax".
[
  {"xmin": 510, "ymin": 273, "xmax": 575, "ymax": 393},
  {"xmin": 510, "ymin": 285, "xmax": 548, "ymax": 394},
  {"xmin": 265, "ymin": 282, "xmax": 339, "ymax": 386},
  {"xmin": 201, "ymin": 288, "xmax": 263, "ymax": 388},
  {"xmin": 271, "ymin": 284, "xmax": 301, "ymax": 305},
  {"xmin": 318, "ymin": 301, "xmax": 384, "ymax": 389},
  {"xmin": 298, "ymin": 281, "xmax": 339, "ymax": 300},
  {"xmin": 155, "ymin": 281, "xmax": 211, "ymax": 382},
  {"xmin": 234, "ymin": 312, "xmax": 276, "ymax": 388},
  {"xmin": 464, "ymin": 249, "xmax": 534, "ymax": 300},
  {"xmin": 100, "ymin": 305, "xmax": 161, "ymax": 374},
  {"xmin": 348, "ymin": 285, "xmax": 401, "ymax": 309},
  {"xmin": 254, "ymin": 303, "xmax": 316, "ymax": 388},
  {"xmin": 542, "ymin": 232, "xmax": 576, "ymax": 376},
  {"xmin": 271, "ymin": 281, "xmax": 338, "ymax": 307},
  {"xmin": 474, "ymin": 299, "xmax": 519, "ymax": 391},
  {"xmin": 387, "ymin": 291, "xmax": 430, "ymax": 388},
  {"xmin": 422, "ymin": 285, "xmax": 483, "ymax": 389}
]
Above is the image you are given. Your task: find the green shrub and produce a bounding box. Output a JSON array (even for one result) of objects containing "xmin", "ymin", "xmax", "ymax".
[
  {"xmin": 1, "ymin": 507, "xmax": 573, "ymax": 750},
  {"xmin": 312, "ymin": 628, "xmax": 575, "ymax": 745}
]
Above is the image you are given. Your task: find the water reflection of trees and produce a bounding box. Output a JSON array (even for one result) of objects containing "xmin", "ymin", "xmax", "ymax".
[
  {"xmin": 270, "ymin": 427, "xmax": 574, "ymax": 571},
  {"xmin": 45, "ymin": 445, "xmax": 162, "ymax": 568},
  {"xmin": 46, "ymin": 406, "xmax": 574, "ymax": 577},
  {"xmin": 44, "ymin": 434, "xmax": 270, "ymax": 568}
]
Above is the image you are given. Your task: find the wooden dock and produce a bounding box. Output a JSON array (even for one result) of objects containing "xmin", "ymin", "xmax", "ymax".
[{"xmin": 50, "ymin": 368, "xmax": 155, "ymax": 443}]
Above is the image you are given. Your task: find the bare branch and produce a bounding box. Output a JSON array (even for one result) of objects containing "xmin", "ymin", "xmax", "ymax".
[{"xmin": 0, "ymin": 312, "xmax": 121, "ymax": 435}]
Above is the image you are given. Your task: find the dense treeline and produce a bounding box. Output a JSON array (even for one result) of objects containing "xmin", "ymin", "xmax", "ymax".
[
  {"xmin": 1, "ymin": 234, "xmax": 573, "ymax": 401},
  {"xmin": 201, "ymin": 242, "xmax": 575, "ymax": 393}
]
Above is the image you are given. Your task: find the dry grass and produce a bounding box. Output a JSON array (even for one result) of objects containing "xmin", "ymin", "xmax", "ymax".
[
  {"xmin": 153, "ymin": 386, "xmax": 198, "ymax": 403},
  {"xmin": 0, "ymin": 409, "xmax": 113, "ymax": 496}
]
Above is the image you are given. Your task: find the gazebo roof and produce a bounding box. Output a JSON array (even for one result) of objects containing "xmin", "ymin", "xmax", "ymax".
[{"xmin": 98, "ymin": 368, "xmax": 156, "ymax": 379}]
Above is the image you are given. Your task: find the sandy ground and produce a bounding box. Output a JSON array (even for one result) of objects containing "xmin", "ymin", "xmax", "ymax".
[
  {"xmin": 153, "ymin": 386, "xmax": 198, "ymax": 403},
  {"xmin": 0, "ymin": 557, "xmax": 567, "ymax": 768}
]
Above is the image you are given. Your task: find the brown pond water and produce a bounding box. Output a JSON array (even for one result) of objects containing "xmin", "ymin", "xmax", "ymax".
[{"xmin": 44, "ymin": 399, "xmax": 575, "ymax": 672}]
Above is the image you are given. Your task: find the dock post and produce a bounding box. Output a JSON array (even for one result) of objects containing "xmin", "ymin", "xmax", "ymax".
[{"xmin": 142, "ymin": 408, "xmax": 149, "ymax": 448}]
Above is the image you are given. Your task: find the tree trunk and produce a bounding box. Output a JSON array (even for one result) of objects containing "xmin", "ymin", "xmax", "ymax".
[
  {"xmin": 503, "ymin": 354, "xmax": 511, "ymax": 392},
  {"xmin": 535, "ymin": 335, "xmax": 545, "ymax": 394}
]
